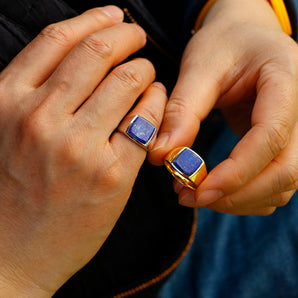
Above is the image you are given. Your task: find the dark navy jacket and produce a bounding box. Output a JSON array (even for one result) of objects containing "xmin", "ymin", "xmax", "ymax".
[{"xmin": 0, "ymin": 1, "xmax": 297, "ymax": 297}]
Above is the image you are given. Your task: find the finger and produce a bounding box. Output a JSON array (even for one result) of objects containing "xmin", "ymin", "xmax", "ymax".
[
  {"xmin": 1, "ymin": 6, "xmax": 124, "ymax": 87},
  {"xmin": 42, "ymin": 22, "xmax": 146, "ymax": 114},
  {"xmin": 217, "ymin": 150, "xmax": 298, "ymax": 210},
  {"xmin": 150, "ymin": 31, "xmax": 235, "ymax": 165},
  {"xmin": 207, "ymin": 204, "xmax": 277, "ymax": 216},
  {"xmin": 178, "ymin": 187, "xmax": 278, "ymax": 215},
  {"xmin": 178, "ymin": 186, "xmax": 279, "ymax": 215},
  {"xmin": 110, "ymin": 82, "xmax": 167, "ymax": 172},
  {"xmin": 208, "ymin": 124, "xmax": 298, "ymax": 209},
  {"xmin": 267, "ymin": 190, "xmax": 297, "ymax": 208},
  {"xmin": 179, "ymin": 123, "xmax": 298, "ymax": 211},
  {"xmin": 190, "ymin": 64, "xmax": 298, "ymax": 206},
  {"xmin": 74, "ymin": 58, "xmax": 156, "ymax": 139},
  {"xmin": 187, "ymin": 188, "xmax": 295, "ymax": 215},
  {"xmin": 205, "ymin": 190, "xmax": 295, "ymax": 215}
]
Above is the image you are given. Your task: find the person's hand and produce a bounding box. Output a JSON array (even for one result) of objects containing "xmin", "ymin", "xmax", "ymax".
[
  {"xmin": 149, "ymin": 0, "xmax": 298, "ymax": 215},
  {"xmin": 0, "ymin": 6, "xmax": 167, "ymax": 296}
]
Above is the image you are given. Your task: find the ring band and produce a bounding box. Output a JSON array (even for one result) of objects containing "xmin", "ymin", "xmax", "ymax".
[
  {"xmin": 125, "ymin": 115, "xmax": 157, "ymax": 150},
  {"xmin": 164, "ymin": 147, "xmax": 207, "ymax": 190}
]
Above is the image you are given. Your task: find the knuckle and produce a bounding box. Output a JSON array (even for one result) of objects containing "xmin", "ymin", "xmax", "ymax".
[
  {"xmin": 265, "ymin": 121, "xmax": 291, "ymax": 156},
  {"xmin": 283, "ymin": 165, "xmax": 298, "ymax": 190},
  {"xmin": 277, "ymin": 163, "xmax": 298, "ymax": 192},
  {"xmin": 0, "ymin": 72, "xmax": 21, "ymax": 99},
  {"xmin": 258, "ymin": 207, "xmax": 277, "ymax": 216},
  {"xmin": 111, "ymin": 63, "xmax": 143, "ymax": 90},
  {"xmin": 79, "ymin": 34, "xmax": 113, "ymax": 60},
  {"xmin": 56, "ymin": 138, "xmax": 84, "ymax": 167},
  {"xmin": 272, "ymin": 192, "xmax": 291, "ymax": 207},
  {"xmin": 51, "ymin": 78, "xmax": 72, "ymax": 94},
  {"xmin": 165, "ymin": 96, "xmax": 201, "ymax": 127},
  {"xmin": 286, "ymin": 165, "xmax": 298, "ymax": 190},
  {"xmin": 96, "ymin": 159, "xmax": 123, "ymax": 189},
  {"xmin": 139, "ymin": 105, "xmax": 162, "ymax": 129},
  {"xmin": 40, "ymin": 22, "xmax": 75, "ymax": 46},
  {"xmin": 83, "ymin": 7, "xmax": 115, "ymax": 25},
  {"xmin": 19, "ymin": 110, "xmax": 52, "ymax": 144},
  {"xmin": 222, "ymin": 196, "xmax": 237, "ymax": 212},
  {"xmin": 165, "ymin": 97, "xmax": 190, "ymax": 117},
  {"xmin": 135, "ymin": 58, "xmax": 155, "ymax": 74},
  {"xmin": 225, "ymin": 157, "xmax": 247, "ymax": 188},
  {"xmin": 105, "ymin": 165, "xmax": 123, "ymax": 188}
]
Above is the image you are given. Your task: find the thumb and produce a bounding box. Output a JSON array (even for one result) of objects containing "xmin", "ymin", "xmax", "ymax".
[{"xmin": 148, "ymin": 33, "xmax": 232, "ymax": 165}]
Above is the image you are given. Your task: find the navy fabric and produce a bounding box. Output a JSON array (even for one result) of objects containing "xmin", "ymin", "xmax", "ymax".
[
  {"xmin": 158, "ymin": 122, "xmax": 298, "ymax": 298},
  {"xmin": 0, "ymin": 1, "xmax": 196, "ymax": 297},
  {"xmin": 158, "ymin": 3, "xmax": 298, "ymax": 297}
]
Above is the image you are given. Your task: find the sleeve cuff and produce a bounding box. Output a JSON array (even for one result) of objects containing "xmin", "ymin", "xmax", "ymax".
[
  {"xmin": 284, "ymin": 0, "xmax": 298, "ymax": 39},
  {"xmin": 185, "ymin": 0, "xmax": 298, "ymax": 41}
]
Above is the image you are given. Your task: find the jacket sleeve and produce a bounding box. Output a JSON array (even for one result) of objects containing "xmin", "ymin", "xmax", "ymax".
[
  {"xmin": 285, "ymin": 0, "xmax": 298, "ymax": 39},
  {"xmin": 0, "ymin": 14, "xmax": 31, "ymax": 71},
  {"xmin": 184, "ymin": 0, "xmax": 298, "ymax": 41},
  {"xmin": 0, "ymin": 0, "xmax": 77, "ymax": 71}
]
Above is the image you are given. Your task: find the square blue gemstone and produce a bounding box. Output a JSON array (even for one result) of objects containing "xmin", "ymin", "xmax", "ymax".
[
  {"xmin": 173, "ymin": 148, "xmax": 203, "ymax": 176},
  {"xmin": 127, "ymin": 116, "xmax": 156, "ymax": 145}
]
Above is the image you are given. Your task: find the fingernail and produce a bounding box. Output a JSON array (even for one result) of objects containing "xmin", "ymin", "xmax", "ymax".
[
  {"xmin": 100, "ymin": 5, "xmax": 124, "ymax": 21},
  {"xmin": 197, "ymin": 190, "xmax": 224, "ymax": 206},
  {"xmin": 151, "ymin": 133, "xmax": 169, "ymax": 152},
  {"xmin": 179, "ymin": 191, "xmax": 196, "ymax": 206}
]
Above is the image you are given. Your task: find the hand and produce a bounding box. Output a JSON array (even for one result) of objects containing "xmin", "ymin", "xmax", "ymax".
[
  {"xmin": 0, "ymin": 6, "xmax": 167, "ymax": 296},
  {"xmin": 149, "ymin": 0, "xmax": 298, "ymax": 215}
]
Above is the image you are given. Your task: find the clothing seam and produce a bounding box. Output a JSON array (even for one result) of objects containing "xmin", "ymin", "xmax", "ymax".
[{"xmin": 112, "ymin": 208, "xmax": 198, "ymax": 298}]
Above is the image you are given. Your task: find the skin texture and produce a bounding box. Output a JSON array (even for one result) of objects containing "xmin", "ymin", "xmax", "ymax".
[
  {"xmin": 0, "ymin": 6, "xmax": 167, "ymax": 296},
  {"xmin": 149, "ymin": 0, "xmax": 298, "ymax": 216},
  {"xmin": 0, "ymin": 0, "xmax": 297, "ymax": 295}
]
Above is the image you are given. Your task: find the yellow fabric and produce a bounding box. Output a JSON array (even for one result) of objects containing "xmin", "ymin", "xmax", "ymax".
[
  {"xmin": 193, "ymin": 0, "xmax": 292, "ymax": 36},
  {"xmin": 268, "ymin": 0, "xmax": 292, "ymax": 35},
  {"xmin": 194, "ymin": 0, "xmax": 218, "ymax": 32}
]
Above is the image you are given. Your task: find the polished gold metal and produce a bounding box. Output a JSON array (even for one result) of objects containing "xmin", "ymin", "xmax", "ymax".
[{"xmin": 164, "ymin": 147, "xmax": 207, "ymax": 190}]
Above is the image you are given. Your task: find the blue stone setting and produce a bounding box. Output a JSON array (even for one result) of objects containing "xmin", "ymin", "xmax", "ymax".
[
  {"xmin": 127, "ymin": 116, "xmax": 156, "ymax": 146},
  {"xmin": 173, "ymin": 148, "xmax": 203, "ymax": 176}
]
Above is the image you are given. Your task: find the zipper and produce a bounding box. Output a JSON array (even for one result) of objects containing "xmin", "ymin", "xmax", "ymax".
[
  {"xmin": 113, "ymin": 208, "xmax": 197, "ymax": 298},
  {"xmin": 123, "ymin": 8, "xmax": 179, "ymax": 65}
]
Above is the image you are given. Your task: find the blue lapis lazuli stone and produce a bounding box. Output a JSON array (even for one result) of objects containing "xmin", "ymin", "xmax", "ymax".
[
  {"xmin": 173, "ymin": 148, "xmax": 202, "ymax": 176},
  {"xmin": 127, "ymin": 116, "xmax": 156, "ymax": 145}
]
